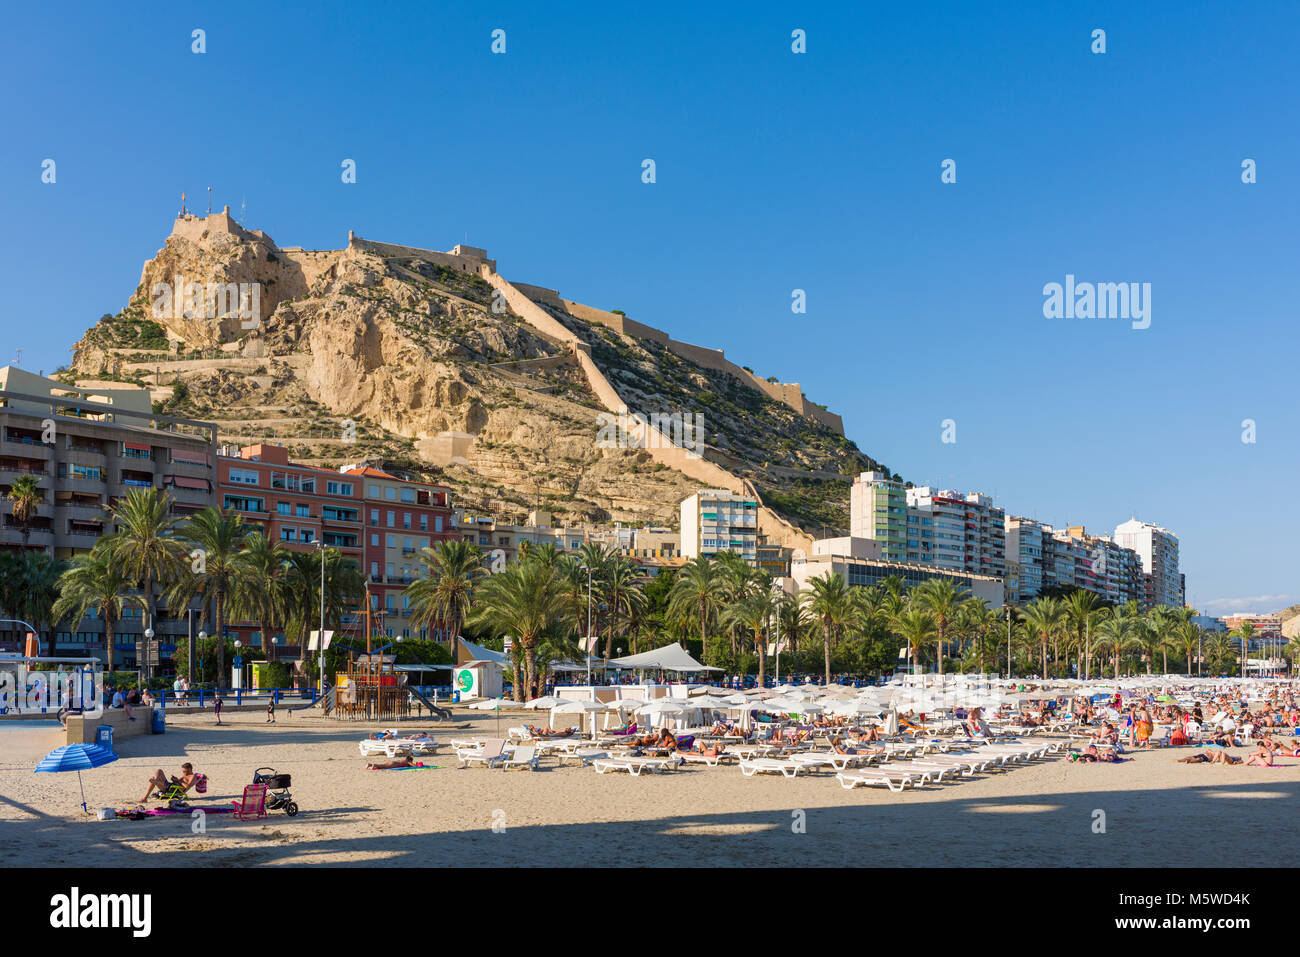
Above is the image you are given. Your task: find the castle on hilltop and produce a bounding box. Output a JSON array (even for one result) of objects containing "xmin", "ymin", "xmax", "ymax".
[{"xmin": 164, "ymin": 209, "xmax": 843, "ymax": 436}]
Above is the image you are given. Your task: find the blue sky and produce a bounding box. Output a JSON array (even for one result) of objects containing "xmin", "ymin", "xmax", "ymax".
[{"xmin": 2, "ymin": 2, "xmax": 1296, "ymax": 614}]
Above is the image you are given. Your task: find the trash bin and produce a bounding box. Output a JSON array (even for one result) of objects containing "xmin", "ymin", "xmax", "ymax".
[
  {"xmin": 96, "ymin": 724, "xmax": 114, "ymax": 752},
  {"xmin": 151, "ymin": 708, "xmax": 166, "ymax": 734}
]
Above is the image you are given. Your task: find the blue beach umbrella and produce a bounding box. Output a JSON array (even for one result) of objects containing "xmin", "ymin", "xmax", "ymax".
[{"xmin": 35, "ymin": 744, "xmax": 119, "ymax": 813}]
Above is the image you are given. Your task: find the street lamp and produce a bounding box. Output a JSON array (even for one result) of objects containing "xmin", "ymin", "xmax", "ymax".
[
  {"xmin": 579, "ymin": 563, "xmax": 593, "ymax": 686},
  {"xmin": 1005, "ymin": 607, "xmax": 1013, "ymax": 681},
  {"xmin": 312, "ymin": 542, "xmax": 327, "ymax": 699},
  {"xmin": 144, "ymin": 627, "xmax": 155, "ymax": 683}
]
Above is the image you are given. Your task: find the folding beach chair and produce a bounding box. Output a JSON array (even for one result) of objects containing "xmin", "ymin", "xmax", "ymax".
[{"xmin": 231, "ymin": 784, "xmax": 269, "ymax": 821}]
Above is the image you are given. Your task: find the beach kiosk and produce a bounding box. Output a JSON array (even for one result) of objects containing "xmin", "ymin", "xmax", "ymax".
[{"xmin": 455, "ymin": 660, "xmax": 502, "ymax": 701}]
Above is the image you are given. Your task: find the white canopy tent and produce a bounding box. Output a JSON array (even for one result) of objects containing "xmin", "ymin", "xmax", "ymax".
[{"xmin": 607, "ymin": 643, "xmax": 722, "ymax": 673}]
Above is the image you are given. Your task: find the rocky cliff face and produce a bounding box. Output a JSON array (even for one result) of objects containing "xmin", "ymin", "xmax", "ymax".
[{"xmin": 69, "ymin": 215, "xmax": 884, "ymax": 532}]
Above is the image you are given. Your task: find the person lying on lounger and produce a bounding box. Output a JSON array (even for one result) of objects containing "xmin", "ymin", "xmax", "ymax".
[
  {"xmin": 142, "ymin": 763, "xmax": 199, "ymax": 803},
  {"xmin": 1176, "ymin": 750, "xmax": 1242, "ymax": 765},
  {"xmin": 693, "ymin": 742, "xmax": 728, "ymax": 758},
  {"xmin": 367, "ymin": 756, "xmax": 424, "ymax": 769},
  {"xmin": 832, "ymin": 739, "xmax": 883, "ymax": 756}
]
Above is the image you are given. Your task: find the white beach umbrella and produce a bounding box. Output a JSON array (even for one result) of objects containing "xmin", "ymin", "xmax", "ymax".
[{"xmin": 524, "ymin": 695, "xmax": 565, "ymax": 710}]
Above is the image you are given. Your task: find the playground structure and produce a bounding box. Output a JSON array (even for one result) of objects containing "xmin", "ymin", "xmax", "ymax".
[{"xmin": 332, "ymin": 654, "xmax": 410, "ymax": 722}]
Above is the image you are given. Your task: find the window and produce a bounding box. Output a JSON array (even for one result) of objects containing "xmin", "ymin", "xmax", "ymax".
[
  {"xmin": 384, "ymin": 487, "xmax": 396, "ymax": 501},
  {"xmin": 386, "ymin": 511, "xmax": 395, "ymax": 527},
  {"xmin": 280, "ymin": 528, "xmax": 297, "ymax": 542},
  {"xmin": 326, "ymin": 480, "xmax": 353, "ymax": 496},
  {"xmin": 300, "ymin": 477, "xmax": 315, "ymax": 493},
  {"xmin": 403, "ymin": 512, "xmax": 411, "ymax": 529},
  {"xmin": 368, "ymin": 484, "xmax": 381, "ymax": 499},
  {"xmin": 434, "ymin": 516, "xmax": 443, "ymax": 533},
  {"xmin": 277, "ymin": 502, "xmax": 291, "ymax": 516},
  {"xmin": 385, "ymin": 595, "xmax": 396, "ymax": 612},
  {"xmin": 403, "ymin": 537, "xmax": 412, "ymax": 553},
  {"xmin": 419, "ymin": 514, "xmax": 428, "ymax": 531},
  {"xmin": 386, "ymin": 534, "xmax": 395, "ymax": 548},
  {"xmin": 296, "ymin": 504, "xmax": 309, "ymax": 518},
  {"xmin": 300, "ymin": 529, "xmax": 315, "ymax": 543},
  {"xmin": 370, "ymin": 533, "xmax": 379, "ymax": 547},
  {"xmin": 400, "ymin": 488, "xmax": 415, "ymax": 503},
  {"xmin": 370, "ymin": 562, "xmax": 379, "ymax": 578},
  {"xmin": 370, "ymin": 509, "xmax": 379, "ymax": 525},
  {"xmin": 229, "ymin": 467, "xmax": 259, "ymax": 485},
  {"xmin": 224, "ymin": 494, "xmax": 264, "ymax": 513},
  {"xmin": 386, "ymin": 562, "xmax": 395, "ymax": 578}
]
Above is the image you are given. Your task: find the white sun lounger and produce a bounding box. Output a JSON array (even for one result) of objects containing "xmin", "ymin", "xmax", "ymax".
[
  {"xmin": 499, "ymin": 745, "xmax": 540, "ymax": 771},
  {"xmin": 455, "ymin": 738, "xmax": 507, "ymax": 768},
  {"xmin": 789, "ymin": 751, "xmax": 881, "ymax": 771},
  {"xmin": 738, "ymin": 758, "xmax": 806, "ymax": 778},
  {"xmin": 556, "ymin": 748, "xmax": 608, "ymax": 766},
  {"xmin": 677, "ymin": 751, "xmax": 736, "ymax": 767},
  {"xmin": 358, "ymin": 737, "xmax": 436, "ymax": 758},
  {"xmin": 592, "ymin": 755, "xmax": 682, "ymax": 775},
  {"xmin": 836, "ymin": 769, "xmax": 922, "ymax": 792},
  {"xmin": 908, "ymin": 755, "xmax": 990, "ymax": 776}
]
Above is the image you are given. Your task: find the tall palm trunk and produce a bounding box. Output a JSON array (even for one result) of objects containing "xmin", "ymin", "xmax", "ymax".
[
  {"xmin": 755, "ymin": 627, "xmax": 766, "ymax": 688},
  {"xmin": 822, "ymin": 615, "xmax": 832, "ymax": 684},
  {"xmin": 105, "ymin": 611, "xmax": 117, "ymax": 673},
  {"xmin": 936, "ymin": 621, "xmax": 945, "ymax": 676}
]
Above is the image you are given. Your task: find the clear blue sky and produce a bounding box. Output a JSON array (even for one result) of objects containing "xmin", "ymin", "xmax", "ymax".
[{"xmin": 2, "ymin": 2, "xmax": 1296, "ymax": 614}]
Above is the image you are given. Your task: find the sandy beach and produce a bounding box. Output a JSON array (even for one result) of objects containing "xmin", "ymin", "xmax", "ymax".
[{"xmin": 3, "ymin": 709, "xmax": 1299, "ymax": 868}]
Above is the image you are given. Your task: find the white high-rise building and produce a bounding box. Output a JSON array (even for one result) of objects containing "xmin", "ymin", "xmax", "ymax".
[
  {"xmin": 905, "ymin": 486, "xmax": 1006, "ymax": 580},
  {"xmin": 680, "ymin": 489, "xmax": 758, "ymax": 563},
  {"xmin": 1113, "ymin": 518, "xmax": 1182, "ymax": 609}
]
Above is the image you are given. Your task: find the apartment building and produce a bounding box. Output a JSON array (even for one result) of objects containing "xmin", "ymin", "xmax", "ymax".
[
  {"xmin": 340, "ymin": 464, "xmax": 455, "ymax": 639},
  {"xmin": 792, "ymin": 536, "xmax": 1004, "ymax": 609},
  {"xmin": 850, "ymin": 471, "xmax": 907, "ymax": 562},
  {"xmin": 1219, "ymin": 613, "xmax": 1282, "ymax": 638},
  {"xmin": 905, "ymin": 486, "xmax": 1006, "ymax": 580},
  {"xmin": 680, "ymin": 489, "xmax": 759, "ymax": 563},
  {"xmin": 1059, "ymin": 526, "xmax": 1142, "ymax": 606},
  {"xmin": 1004, "ymin": 517, "xmax": 1044, "ymax": 604},
  {"xmin": 1113, "ymin": 518, "xmax": 1183, "ymax": 609},
  {"xmin": 217, "ymin": 444, "xmax": 365, "ymax": 650},
  {"xmin": 452, "ymin": 509, "xmax": 596, "ymax": 566},
  {"xmin": 0, "ymin": 365, "xmax": 218, "ymax": 664}
]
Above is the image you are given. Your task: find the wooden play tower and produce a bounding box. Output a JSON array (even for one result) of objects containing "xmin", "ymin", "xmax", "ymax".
[{"xmin": 333, "ymin": 653, "xmax": 410, "ymax": 721}]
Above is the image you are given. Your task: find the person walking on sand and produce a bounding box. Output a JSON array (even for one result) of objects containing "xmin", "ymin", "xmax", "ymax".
[
  {"xmin": 266, "ymin": 693, "xmax": 276, "ymax": 724},
  {"xmin": 214, "ymin": 690, "xmax": 223, "ymax": 725}
]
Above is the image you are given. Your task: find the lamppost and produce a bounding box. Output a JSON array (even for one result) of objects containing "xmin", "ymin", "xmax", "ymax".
[
  {"xmin": 143, "ymin": 627, "xmax": 155, "ymax": 684},
  {"xmin": 312, "ymin": 541, "xmax": 327, "ymax": 699},
  {"xmin": 1005, "ymin": 607, "xmax": 1013, "ymax": 681},
  {"xmin": 0, "ymin": 619, "xmax": 40, "ymax": 656},
  {"xmin": 580, "ymin": 563, "xmax": 593, "ymax": 686}
]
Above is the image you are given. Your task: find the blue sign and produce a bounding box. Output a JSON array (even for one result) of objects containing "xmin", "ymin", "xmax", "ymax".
[{"xmin": 232, "ymin": 656, "xmax": 243, "ymax": 668}]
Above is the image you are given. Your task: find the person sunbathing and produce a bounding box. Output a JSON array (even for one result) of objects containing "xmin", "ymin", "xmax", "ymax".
[
  {"xmin": 142, "ymin": 763, "xmax": 199, "ymax": 803},
  {"xmin": 832, "ymin": 739, "xmax": 882, "ymax": 756},
  {"xmin": 367, "ymin": 756, "xmax": 423, "ymax": 769},
  {"xmin": 693, "ymin": 742, "xmax": 727, "ymax": 758},
  {"xmin": 858, "ymin": 727, "xmax": 882, "ymax": 742},
  {"xmin": 368, "ymin": 730, "xmax": 396, "ymax": 739},
  {"xmin": 1244, "ymin": 744, "xmax": 1274, "ymax": 767},
  {"xmin": 1177, "ymin": 750, "xmax": 1242, "ymax": 765}
]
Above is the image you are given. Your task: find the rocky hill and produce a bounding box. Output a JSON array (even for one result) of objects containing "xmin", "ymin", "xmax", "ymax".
[{"xmin": 67, "ymin": 209, "xmax": 893, "ymax": 542}]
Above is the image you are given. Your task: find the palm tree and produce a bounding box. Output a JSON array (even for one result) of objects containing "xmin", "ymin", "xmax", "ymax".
[
  {"xmin": 232, "ymin": 531, "xmax": 289, "ymax": 661},
  {"xmin": 1172, "ymin": 620, "xmax": 1201, "ymax": 676},
  {"xmin": 1095, "ymin": 607, "xmax": 1137, "ymax": 679},
  {"xmin": 800, "ymin": 572, "xmax": 855, "ymax": 683},
  {"xmin": 173, "ymin": 507, "xmax": 248, "ymax": 682},
  {"xmin": 913, "ymin": 579, "xmax": 967, "ymax": 676},
  {"xmin": 1230, "ymin": 621, "xmax": 1256, "ymax": 677},
  {"xmin": 602, "ymin": 553, "xmax": 647, "ymax": 659},
  {"xmin": 668, "ymin": 557, "xmax": 724, "ymax": 663},
  {"xmin": 105, "ymin": 488, "xmax": 186, "ymax": 650},
  {"xmin": 21, "ymin": 552, "xmax": 65, "ymax": 645},
  {"xmin": 954, "ymin": 599, "xmax": 997, "ymax": 674},
  {"xmin": 282, "ymin": 548, "xmax": 366, "ymax": 681},
  {"xmin": 406, "ymin": 540, "xmax": 484, "ymax": 661},
  {"xmin": 1064, "ymin": 589, "xmax": 1103, "ymax": 679},
  {"xmin": 6, "ymin": 474, "xmax": 43, "ymax": 546},
  {"xmin": 1019, "ymin": 597, "xmax": 1068, "ymax": 678},
  {"xmin": 468, "ymin": 559, "xmax": 571, "ymax": 701},
  {"xmin": 51, "ymin": 541, "xmax": 138, "ymax": 672},
  {"xmin": 892, "ymin": 608, "xmax": 937, "ymax": 675},
  {"xmin": 722, "ymin": 583, "xmax": 778, "ymax": 688}
]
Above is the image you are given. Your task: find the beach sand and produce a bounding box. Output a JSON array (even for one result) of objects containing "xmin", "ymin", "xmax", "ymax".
[{"xmin": 3, "ymin": 710, "xmax": 1297, "ymax": 867}]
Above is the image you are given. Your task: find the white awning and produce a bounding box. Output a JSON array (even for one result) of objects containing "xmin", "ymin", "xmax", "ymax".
[{"xmin": 607, "ymin": 642, "xmax": 721, "ymax": 672}]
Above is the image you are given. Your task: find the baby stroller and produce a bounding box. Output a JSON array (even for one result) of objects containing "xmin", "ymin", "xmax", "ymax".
[{"xmin": 252, "ymin": 767, "xmax": 299, "ymax": 816}]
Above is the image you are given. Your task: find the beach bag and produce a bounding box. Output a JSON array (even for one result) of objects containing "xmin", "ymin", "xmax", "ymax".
[{"xmin": 195, "ymin": 774, "xmax": 208, "ymax": 794}]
